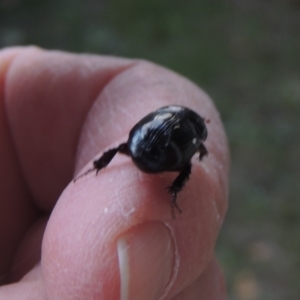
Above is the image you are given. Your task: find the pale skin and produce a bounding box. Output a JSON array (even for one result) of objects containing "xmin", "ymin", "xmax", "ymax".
[{"xmin": 0, "ymin": 47, "xmax": 229, "ymax": 300}]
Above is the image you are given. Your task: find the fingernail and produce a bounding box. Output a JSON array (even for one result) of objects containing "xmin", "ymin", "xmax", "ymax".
[{"xmin": 117, "ymin": 222, "xmax": 174, "ymax": 300}]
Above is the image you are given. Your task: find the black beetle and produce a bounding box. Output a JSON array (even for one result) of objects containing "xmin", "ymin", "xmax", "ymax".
[{"xmin": 75, "ymin": 105, "xmax": 208, "ymax": 216}]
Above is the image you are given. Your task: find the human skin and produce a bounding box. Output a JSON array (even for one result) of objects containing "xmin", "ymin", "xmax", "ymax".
[{"xmin": 0, "ymin": 47, "xmax": 229, "ymax": 300}]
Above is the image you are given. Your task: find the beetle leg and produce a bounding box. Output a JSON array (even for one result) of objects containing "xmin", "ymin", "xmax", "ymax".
[
  {"xmin": 93, "ymin": 143, "xmax": 129, "ymax": 173},
  {"xmin": 74, "ymin": 143, "xmax": 128, "ymax": 181},
  {"xmin": 167, "ymin": 163, "xmax": 192, "ymax": 216},
  {"xmin": 199, "ymin": 143, "xmax": 208, "ymax": 160}
]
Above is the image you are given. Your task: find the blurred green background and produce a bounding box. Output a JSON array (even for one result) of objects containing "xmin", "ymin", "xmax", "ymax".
[{"xmin": 1, "ymin": 0, "xmax": 299, "ymax": 299}]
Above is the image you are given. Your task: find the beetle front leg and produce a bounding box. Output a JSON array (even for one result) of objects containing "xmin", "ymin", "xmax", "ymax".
[
  {"xmin": 74, "ymin": 143, "xmax": 128, "ymax": 181},
  {"xmin": 167, "ymin": 163, "xmax": 192, "ymax": 216},
  {"xmin": 93, "ymin": 143, "xmax": 129, "ymax": 174}
]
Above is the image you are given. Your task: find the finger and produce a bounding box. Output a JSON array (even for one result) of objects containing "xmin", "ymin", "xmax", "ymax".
[
  {"xmin": 8, "ymin": 217, "xmax": 47, "ymax": 282},
  {"xmin": 42, "ymin": 58, "xmax": 229, "ymax": 299},
  {"xmin": 0, "ymin": 47, "xmax": 134, "ymax": 282},
  {"xmin": 3, "ymin": 46, "xmax": 134, "ymax": 210},
  {"xmin": 0, "ymin": 47, "xmax": 39, "ymax": 281},
  {"xmin": 171, "ymin": 257, "xmax": 227, "ymax": 300},
  {"xmin": 0, "ymin": 264, "xmax": 45, "ymax": 300}
]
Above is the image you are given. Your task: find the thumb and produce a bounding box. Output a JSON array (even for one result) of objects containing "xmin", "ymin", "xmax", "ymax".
[{"xmin": 42, "ymin": 59, "xmax": 229, "ymax": 299}]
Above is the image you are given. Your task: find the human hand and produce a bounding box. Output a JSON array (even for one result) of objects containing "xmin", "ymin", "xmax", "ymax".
[{"xmin": 0, "ymin": 47, "xmax": 229, "ymax": 299}]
